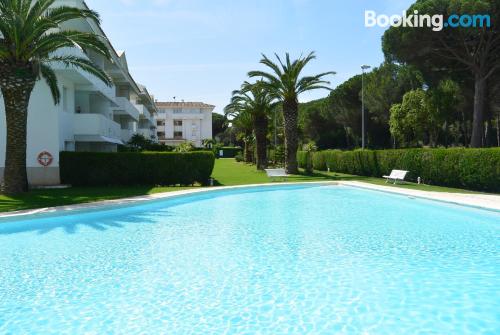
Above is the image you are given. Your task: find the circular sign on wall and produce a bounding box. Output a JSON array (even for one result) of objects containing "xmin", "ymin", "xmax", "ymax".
[{"xmin": 37, "ymin": 151, "xmax": 54, "ymax": 167}]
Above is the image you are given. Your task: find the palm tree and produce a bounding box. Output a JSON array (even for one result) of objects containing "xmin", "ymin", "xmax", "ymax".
[
  {"xmin": 249, "ymin": 52, "xmax": 334, "ymax": 174},
  {"xmin": 228, "ymin": 111, "xmax": 254, "ymax": 163},
  {"xmin": 0, "ymin": 0, "xmax": 112, "ymax": 194},
  {"xmin": 225, "ymin": 81, "xmax": 276, "ymax": 170}
]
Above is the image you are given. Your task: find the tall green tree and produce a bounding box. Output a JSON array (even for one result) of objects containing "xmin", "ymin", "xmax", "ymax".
[
  {"xmin": 249, "ymin": 52, "xmax": 335, "ymax": 174},
  {"xmin": 212, "ymin": 112, "xmax": 228, "ymax": 139},
  {"xmin": 390, "ymin": 89, "xmax": 430, "ymax": 146},
  {"xmin": 383, "ymin": 0, "xmax": 500, "ymax": 147},
  {"xmin": 390, "ymin": 81, "xmax": 463, "ymax": 147},
  {"xmin": 225, "ymin": 81, "xmax": 276, "ymax": 170},
  {"xmin": 328, "ymin": 75, "xmax": 363, "ymax": 148},
  {"xmin": 0, "ymin": 0, "xmax": 112, "ymax": 193},
  {"xmin": 364, "ymin": 62, "xmax": 423, "ymax": 123},
  {"xmin": 225, "ymin": 108, "xmax": 254, "ymax": 163}
]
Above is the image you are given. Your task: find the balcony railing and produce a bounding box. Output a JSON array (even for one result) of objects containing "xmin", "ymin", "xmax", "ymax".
[
  {"xmin": 74, "ymin": 114, "xmax": 121, "ymax": 140},
  {"xmin": 114, "ymin": 97, "xmax": 140, "ymax": 121},
  {"xmin": 52, "ymin": 47, "xmax": 116, "ymax": 103},
  {"xmin": 134, "ymin": 104, "xmax": 155, "ymax": 125}
]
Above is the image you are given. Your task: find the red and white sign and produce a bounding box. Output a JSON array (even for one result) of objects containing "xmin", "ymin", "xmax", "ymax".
[{"xmin": 37, "ymin": 151, "xmax": 54, "ymax": 167}]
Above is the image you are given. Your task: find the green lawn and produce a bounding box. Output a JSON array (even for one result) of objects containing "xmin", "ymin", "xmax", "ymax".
[{"xmin": 0, "ymin": 158, "xmax": 484, "ymax": 213}]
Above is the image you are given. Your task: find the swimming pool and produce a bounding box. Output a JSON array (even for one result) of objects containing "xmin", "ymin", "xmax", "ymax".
[{"xmin": 0, "ymin": 184, "xmax": 498, "ymax": 334}]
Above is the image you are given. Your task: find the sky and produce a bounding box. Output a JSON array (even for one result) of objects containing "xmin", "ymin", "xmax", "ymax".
[{"xmin": 85, "ymin": 0, "xmax": 414, "ymax": 114}]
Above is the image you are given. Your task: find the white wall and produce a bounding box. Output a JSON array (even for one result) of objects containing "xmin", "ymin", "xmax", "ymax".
[
  {"xmin": 201, "ymin": 110, "xmax": 213, "ymax": 141},
  {"xmin": 155, "ymin": 107, "xmax": 213, "ymax": 147},
  {"xmin": 0, "ymin": 77, "xmax": 70, "ymax": 185}
]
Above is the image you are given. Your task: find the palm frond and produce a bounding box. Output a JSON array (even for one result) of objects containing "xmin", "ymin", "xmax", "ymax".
[
  {"xmin": 24, "ymin": 0, "xmax": 56, "ymax": 27},
  {"xmin": 29, "ymin": 31, "xmax": 110, "ymax": 60},
  {"xmin": 40, "ymin": 63, "xmax": 60, "ymax": 104},
  {"xmin": 46, "ymin": 55, "xmax": 112, "ymax": 86},
  {"xmin": 45, "ymin": 6, "xmax": 101, "ymax": 25}
]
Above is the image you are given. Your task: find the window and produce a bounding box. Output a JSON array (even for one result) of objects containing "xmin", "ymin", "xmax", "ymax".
[
  {"xmin": 157, "ymin": 120, "xmax": 165, "ymax": 126},
  {"xmin": 173, "ymin": 108, "xmax": 182, "ymax": 114},
  {"xmin": 174, "ymin": 120, "xmax": 183, "ymax": 127},
  {"xmin": 174, "ymin": 131, "xmax": 183, "ymax": 139}
]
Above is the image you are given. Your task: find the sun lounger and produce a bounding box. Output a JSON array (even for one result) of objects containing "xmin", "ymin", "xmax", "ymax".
[
  {"xmin": 265, "ymin": 168, "xmax": 289, "ymax": 182},
  {"xmin": 383, "ymin": 170, "xmax": 408, "ymax": 184}
]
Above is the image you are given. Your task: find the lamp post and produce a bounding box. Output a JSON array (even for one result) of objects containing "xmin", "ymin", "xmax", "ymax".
[{"xmin": 361, "ymin": 65, "xmax": 371, "ymax": 149}]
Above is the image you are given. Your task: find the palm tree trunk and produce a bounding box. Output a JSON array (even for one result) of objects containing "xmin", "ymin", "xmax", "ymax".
[
  {"xmin": 243, "ymin": 141, "xmax": 252, "ymax": 163},
  {"xmin": 282, "ymin": 99, "xmax": 299, "ymax": 174},
  {"xmin": 254, "ymin": 115, "xmax": 268, "ymax": 170},
  {"xmin": 0, "ymin": 68, "xmax": 36, "ymax": 194}
]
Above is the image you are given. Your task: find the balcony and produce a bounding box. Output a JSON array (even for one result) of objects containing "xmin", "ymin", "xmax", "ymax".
[
  {"xmin": 74, "ymin": 114, "xmax": 123, "ymax": 144},
  {"xmin": 114, "ymin": 97, "xmax": 140, "ymax": 122},
  {"xmin": 135, "ymin": 104, "xmax": 155, "ymax": 125},
  {"xmin": 51, "ymin": 47, "xmax": 116, "ymax": 104}
]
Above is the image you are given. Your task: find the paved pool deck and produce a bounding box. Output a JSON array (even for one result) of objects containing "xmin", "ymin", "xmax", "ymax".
[
  {"xmin": 1, "ymin": 181, "xmax": 499, "ymax": 219},
  {"xmin": 338, "ymin": 181, "xmax": 500, "ymax": 212}
]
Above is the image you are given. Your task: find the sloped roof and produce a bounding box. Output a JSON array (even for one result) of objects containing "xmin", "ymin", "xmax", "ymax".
[{"xmin": 156, "ymin": 102, "xmax": 216, "ymax": 109}]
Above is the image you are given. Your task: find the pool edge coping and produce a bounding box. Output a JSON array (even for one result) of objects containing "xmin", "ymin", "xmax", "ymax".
[
  {"xmin": 1, "ymin": 180, "xmax": 499, "ymax": 218},
  {"xmin": 337, "ymin": 181, "xmax": 500, "ymax": 213},
  {"xmin": 0, "ymin": 182, "xmax": 336, "ymax": 219}
]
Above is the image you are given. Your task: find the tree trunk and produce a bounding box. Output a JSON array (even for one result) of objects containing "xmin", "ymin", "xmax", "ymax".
[
  {"xmin": 282, "ymin": 99, "xmax": 299, "ymax": 174},
  {"xmin": 0, "ymin": 65, "xmax": 36, "ymax": 194},
  {"xmin": 244, "ymin": 141, "xmax": 253, "ymax": 163},
  {"xmin": 471, "ymin": 74, "xmax": 487, "ymax": 148},
  {"xmin": 496, "ymin": 113, "xmax": 500, "ymax": 147},
  {"xmin": 254, "ymin": 115, "xmax": 268, "ymax": 170}
]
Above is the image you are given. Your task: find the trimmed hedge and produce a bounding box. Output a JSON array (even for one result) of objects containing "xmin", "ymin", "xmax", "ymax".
[
  {"xmin": 60, "ymin": 151, "xmax": 215, "ymax": 186},
  {"xmin": 217, "ymin": 146, "xmax": 242, "ymax": 158},
  {"xmin": 297, "ymin": 148, "xmax": 500, "ymax": 192}
]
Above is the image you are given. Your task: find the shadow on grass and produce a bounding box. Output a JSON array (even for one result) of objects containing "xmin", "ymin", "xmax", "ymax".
[{"xmin": 0, "ymin": 186, "xmax": 158, "ymax": 213}]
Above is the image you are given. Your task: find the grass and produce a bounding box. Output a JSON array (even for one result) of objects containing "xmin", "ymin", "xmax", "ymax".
[
  {"xmin": 212, "ymin": 159, "xmax": 482, "ymax": 193},
  {"xmin": 0, "ymin": 158, "xmax": 486, "ymax": 213}
]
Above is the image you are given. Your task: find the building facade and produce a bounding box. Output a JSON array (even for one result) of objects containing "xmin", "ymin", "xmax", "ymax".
[
  {"xmin": 0, "ymin": 0, "xmax": 157, "ymax": 186},
  {"xmin": 155, "ymin": 102, "xmax": 214, "ymax": 147}
]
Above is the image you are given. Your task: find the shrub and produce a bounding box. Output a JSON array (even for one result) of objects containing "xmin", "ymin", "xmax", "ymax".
[
  {"xmin": 60, "ymin": 151, "xmax": 215, "ymax": 186},
  {"xmin": 174, "ymin": 142, "xmax": 195, "ymax": 153},
  {"xmin": 234, "ymin": 153, "xmax": 244, "ymax": 162},
  {"xmin": 297, "ymin": 148, "xmax": 500, "ymax": 192}
]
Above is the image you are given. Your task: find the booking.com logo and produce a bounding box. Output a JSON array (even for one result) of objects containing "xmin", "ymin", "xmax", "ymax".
[{"xmin": 365, "ymin": 10, "xmax": 491, "ymax": 31}]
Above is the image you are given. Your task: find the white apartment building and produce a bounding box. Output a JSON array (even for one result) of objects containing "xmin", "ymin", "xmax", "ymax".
[
  {"xmin": 156, "ymin": 102, "xmax": 214, "ymax": 147},
  {"xmin": 0, "ymin": 0, "xmax": 157, "ymax": 186}
]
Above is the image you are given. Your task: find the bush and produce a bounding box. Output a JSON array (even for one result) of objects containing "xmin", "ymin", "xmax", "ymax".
[
  {"xmin": 297, "ymin": 148, "xmax": 500, "ymax": 192},
  {"xmin": 60, "ymin": 151, "xmax": 215, "ymax": 186},
  {"xmin": 234, "ymin": 153, "xmax": 244, "ymax": 162}
]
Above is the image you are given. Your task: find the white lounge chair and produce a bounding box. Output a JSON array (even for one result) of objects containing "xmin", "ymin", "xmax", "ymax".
[
  {"xmin": 383, "ymin": 170, "xmax": 408, "ymax": 184},
  {"xmin": 265, "ymin": 168, "xmax": 289, "ymax": 182}
]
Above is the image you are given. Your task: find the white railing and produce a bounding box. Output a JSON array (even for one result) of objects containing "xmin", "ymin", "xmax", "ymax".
[
  {"xmin": 135, "ymin": 104, "xmax": 155, "ymax": 125},
  {"xmin": 115, "ymin": 97, "xmax": 140, "ymax": 121},
  {"xmin": 74, "ymin": 114, "xmax": 121, "ymax": 140},
  {"xmin": 52, "ymin": 47, "xmax": 116, "ymax": 103}
]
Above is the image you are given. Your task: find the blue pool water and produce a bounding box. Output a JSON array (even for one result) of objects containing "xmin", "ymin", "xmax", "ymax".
[{"xmin": 0, "ymin": 184, "xmax": 498, "ymax": 334}]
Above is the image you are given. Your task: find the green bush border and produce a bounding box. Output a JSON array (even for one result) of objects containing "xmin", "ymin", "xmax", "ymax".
[
  {"xmin": 60, "ymin": 151, "xmax": 215, "ymax": 186},
  {"xmin": 298, "ymin": 148, "xmax": 500, "ymax": 192}
]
